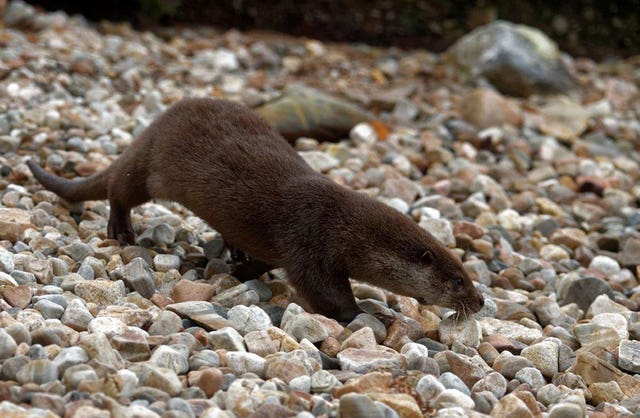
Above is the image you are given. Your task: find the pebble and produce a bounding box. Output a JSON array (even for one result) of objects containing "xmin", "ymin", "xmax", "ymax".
[
  {"xmin": 149, "ymin": 345, "xmax": 190, "ymax": 374},
  {"xmin": 208, "ymin": 327, "xmax": 246, "ymax": 351},
  {"xmin": 225, "ymin": 351, "xmax": 266, "ymax": 377},
  {"xmin": 432, "ymin": 389, "xmax": 475, "ymax": 410},
  {"xmin": 339, "ymin": 393, "xmax": 385, "ymax": 418},
  {"xmin": 439, "ymin": 315, "xmax": 482, "ymax": 348},
  {"xmin": 16, "ymin": 359, "xmax": 58, "ymax": 384},
  {"xmin": 0, "ymin": 329, "xmax": 18, "ymax": 360},
  {"xmin": 74, "ymin": 279, "xmax": 126, "ymax": 305},
  {"xmin": 337, "ymin": 348, "xmax": 404, "ymax": 374},
  {"xmin": 227, "ymin": 305, "xmax": 272, "ymax": 335},
  {"xmin": 521, "ymin": 340, "xmax": 559, "ymax": 378}
]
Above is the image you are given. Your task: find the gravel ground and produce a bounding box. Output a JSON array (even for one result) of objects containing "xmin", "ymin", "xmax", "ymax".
[{"xmin": 0, "ymin": 1, "xmax": 639, "ymax": 417}]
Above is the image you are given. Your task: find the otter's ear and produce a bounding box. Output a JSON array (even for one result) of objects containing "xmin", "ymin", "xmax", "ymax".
[{"xmin": 420, "ymin": 250, "xmax": 433, "ymax": 265}]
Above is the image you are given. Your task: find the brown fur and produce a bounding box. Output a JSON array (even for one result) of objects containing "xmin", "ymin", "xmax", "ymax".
[{"xmin": 27, "ymin": 98, "xmax": 484, "ymax": 322}]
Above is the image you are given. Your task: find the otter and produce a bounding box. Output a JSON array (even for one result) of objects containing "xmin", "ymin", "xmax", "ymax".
[{"xmin": 27, "ymin": 98, "xmax": 484, "ymax": 322}]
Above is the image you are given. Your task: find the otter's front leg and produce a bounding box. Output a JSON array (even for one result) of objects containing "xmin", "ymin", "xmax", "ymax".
[
  {"xmin": 229, "ymin": 248, "xmax": 274, "ymax": 281},
  {"xmin": 287, "ymin": 266, "xmax": 364, "ymax": 323}
]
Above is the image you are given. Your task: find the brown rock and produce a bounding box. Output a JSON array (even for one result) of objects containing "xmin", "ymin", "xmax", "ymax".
[
  {"xmin": 187, "ymin": 367, "xmax": 223, "ymax": 397},
  {"xmin": 333, "ymin": 372, "xmax": 394, "ymax": 397},
  {"xmin": 491, "ymin": 393, "xmax": 534, "ymax": 418},
  {"xmin": 484, "ymin": 334, "xmax": 521, "ymax": 354},
  {"xmin": 171, "ymin": 279, "xmax": 216, "ymax": 302},
  {"xmin": 368, "ymin": 393, "xmax": 422, "ymax": 418},
  {"xmin": 589, "ymin": 381, "xmax": 625, "ymax": 404},
  {"xmin": 537, "ymin": 98, "xmax": 588, "ymax": 140},
  {"xmin": 70, "ymin": 57, "xmax": 97, "ymax": 76},
  {"xmin": 0, "ymin": 207, "xmax": 32, "ymax": 242},
  {"xmin": 453, "ymin": 220, "xmax": 485, "ymax": 240},
  {"xmin": 477, "ymin": 342, "xmax": 500, "ymax": 366},
  {"xmin": 384, "ymin": 317, "xmax": 424, "ymax": 350},
  {"xmin": 493, "ymin": 353, "xmax": 535, "ymax": 379},
  {"xmin": 381, "ymin": 178, "xmax": 420, "ymax": 204},
  {"xmin": 550, "ymin": 228, "xmax": 589, "ymax": 250},
  {"xmin": 264, "ymin": 355, "xmax": 310, "ymax": 383},
  {"xmin": 320, "ymin": 337, "xmax": 341, "ymax": 357},
  {"xmin": 150, "ymin": 293, "xmax": 173, "ymax": 308},
  {"xmin": 248, "ymin": 403, "xmax": 296, "ymax": 418},
  {"xmin": 1, "ymin": 285, "xmax": 32, "ymax": 308},
  {"xmin": 619, "ymin": 237, "xmax": 640, "ymax": 267},
  {"xmin": 458, "ymin": 88, "xmax": 522, "ymax": 129},
  {"xmin": 445, "ymin": 351, "xmax": 488, "ymax": 387},
  {"xmin": 340, "ymin": 327, "xmax": 377, "ymax": 351},
  {"xmin": 512, "ymin": 391, "xmax": 541, "ymax": 417},
  {"xmin": 568, "ymin": 352, "xmax": 640, "ymax": 398}
]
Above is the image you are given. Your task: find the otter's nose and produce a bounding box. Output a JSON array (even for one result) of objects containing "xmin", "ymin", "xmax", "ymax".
[{"xmin": 477, "ymin": 293, "xmax": 484, "ymax": 308}]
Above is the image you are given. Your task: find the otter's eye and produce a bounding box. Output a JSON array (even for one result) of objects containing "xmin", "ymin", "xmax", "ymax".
[
  {"xmin": 420, "ymin": 250, "xmax": 433, "ymax": 265},
  {"xmin": 454, "ymin": 278, "xmax": 464, "ymax": 287}
]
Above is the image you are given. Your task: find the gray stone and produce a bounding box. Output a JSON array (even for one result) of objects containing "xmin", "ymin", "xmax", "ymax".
[
  {"xmin": 310, "ymin": 370, "xmax": 341, "ymax": 393},
  {"xmin": 0, "ymin": 328, "xmax": 18, "ymax": 360},
  {"xmin": 347, "ymin": 313, "xmax": 387, "ymax": 343},
  {"xmin": 154, "ymin": 254, "xmax": 181, "ymax": 272},
  {"xmin": 227, "ymin": 305, "xmax": 272, "ymax": 335},
  {"xmin": 339, "ymin": 393, "xmax": 385, "ymax": 418},
  {"xmin": 337, "ymin": 349, "xmax": 404, "ymax": 374},
  {"xmin": 439, "ymin": 372, "xmax": 471, "ymax": 396},
  {"xmin": 189, "ymin": 350, "xmax": 221, "ymax": 370},
  {"xmin": 149, "ymin": 311, "xmax": 183, "ymax": 336},
  {"xmin": 61, "ymin": 298, "xmax": 93, "ymax": 331},
  {"xmin": 515, "ymin": 367, "xmax": 546, "ymax": 390},
  {"xmin": 225, "ymin": 351, "xmax": 266, "ymax": 377},
  {"xmin": 208, "ymin": 327, "xmax": 246, "ymax": 351},
  {"xmin": 446, "ymin": 20, "xmax": 576, "ymax": 97},
  {"xmin": 52, "ymin": 346, "xmax": 90, "ymax": 375},
  {"xmin": 16, "ymin": 359, "xmax": 58, "ymax": 384},
  {"xmin": 149, "ymin": 345, "xmax": 190, "ymax": 374},
  {"xmin": 122, "ymin": 257, "xmax": 156, "ymax": 298},
  {"xmin": 619, "ymin": 339, "xmax": 640, "ymax": 374},
  {"xmin": 558, "ymin": 275, "xmax": 614, "ymax": 312},
  {"xmin": 34, "ymin": 299, "xmax": 65, "ymax": 319}
]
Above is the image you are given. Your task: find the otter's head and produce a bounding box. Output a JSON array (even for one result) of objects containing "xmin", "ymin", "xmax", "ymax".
[{"xmin": 354, "ymin": 212, "xmax": 484, "ymax": 319}]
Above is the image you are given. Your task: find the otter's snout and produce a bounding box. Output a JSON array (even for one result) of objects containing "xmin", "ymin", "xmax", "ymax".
[{"xmin": 468, "ymin": 290, "xmax": 484, "ymax": 313}]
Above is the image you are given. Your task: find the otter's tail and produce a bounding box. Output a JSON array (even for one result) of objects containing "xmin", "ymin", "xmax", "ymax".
[{"xmin": 26, "ymin": 160, "xmax": 110, "ymax": 202}]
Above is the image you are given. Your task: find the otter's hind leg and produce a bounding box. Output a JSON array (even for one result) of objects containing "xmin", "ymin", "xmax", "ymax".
[
  {"xmin": 107, "ymin": 168, "xmax": 152, "ymax": 244},
  {"xmin": 108, "ymin": 204, "xmax": 135, "ymax": 244}
]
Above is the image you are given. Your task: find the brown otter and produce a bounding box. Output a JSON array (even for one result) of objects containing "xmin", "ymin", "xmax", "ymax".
[{"xmin": 27, "ymin": 98, "xmax": 484, "ymax": 322}]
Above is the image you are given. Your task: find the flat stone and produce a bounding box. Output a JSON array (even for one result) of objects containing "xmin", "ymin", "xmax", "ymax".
[
  {"xmin": 367, "ymin": 393, "xmax": 422, "ymax": 418},
  {"xmin": 172, "ymin": 279, "xmax": 216, "ymax": 303},
  {"xmin": 618, "ymin": 340, "xmax": 640, "ymax": 374},
  {"xmin": 480, "ymin": 318, "xmax": 543, "ymax": 345},
  {"xmin": 187, "ymin": 367, "xmax": 223, "ymax": 397},
  {"xmin": 0, "ymin": 329, "xmax": 18, "ymax": 360},
  {"xmin": 521, "ymin": 341, "xmax": 559, "ymax": 378},
  {"xmin": 337, "ymin": 349, "xmax": 405, "ymax": 374},
  {"xmin": 226, "ymin": 305, "xmax": 272, "ymax": 335},
  {"xmin": 16, "ymin": 359, "xmax": 58, "ymax": 385},
  {"xmin": 208, "ymin": 327, "xmax": 245, "ymax": 351},
  {"xmin": 491, "ymin": 393, "xmax": 534, "ymax": 418},
  {"xmin": 1, "ymin": 285, "xmax": 32, "ymax": 308},
  {"xmin": 226, "ymin": 351, "xmax": 266, "ymax": 377},
  {"xmin": 74, "ymin": 280, "xmax": 126, "ymax": 305}
]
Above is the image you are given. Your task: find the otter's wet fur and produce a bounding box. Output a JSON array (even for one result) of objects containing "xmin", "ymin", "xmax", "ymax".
[{"xmin": 27, "ymin": 98, "xmax": 484, "ymax": 322}]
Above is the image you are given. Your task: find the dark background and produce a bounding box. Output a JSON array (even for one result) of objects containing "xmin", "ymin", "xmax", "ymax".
[{"xmin": 25, "ymin": 0, "xmax": 640, "ymax": 58}]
